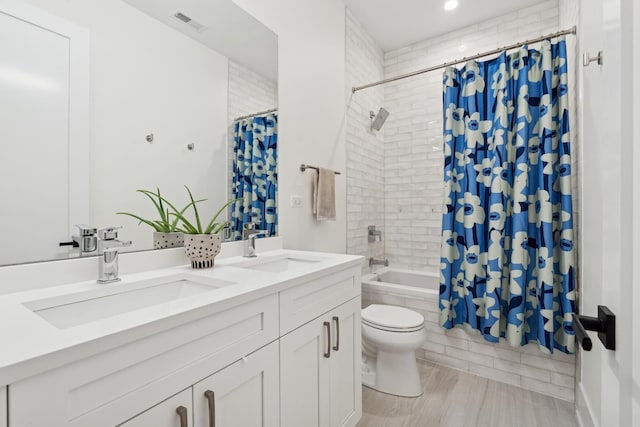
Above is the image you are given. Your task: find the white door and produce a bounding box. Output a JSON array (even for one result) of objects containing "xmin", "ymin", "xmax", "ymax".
[
  {"xmin": 192, "ymin": 342, "xmax": 280, "ymax": 427},
  {"xmin": 578, "ymin": 0, "xmax": 639, "ymax": 426},
  {"xmin": 118, "ymin": 388, "xmax": 193, "ymax": 427},
  {"xmin": 0, "ymin": 0, "xmax": 88, "ymax": 265}
]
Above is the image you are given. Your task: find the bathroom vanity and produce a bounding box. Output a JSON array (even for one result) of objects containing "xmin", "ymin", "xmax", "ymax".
[{"xmin": 0, "ymin": 250, "xmax": 362, "ymax": 427}]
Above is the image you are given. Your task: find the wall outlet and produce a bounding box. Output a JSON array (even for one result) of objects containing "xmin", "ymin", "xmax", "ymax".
[{"xmin": 290, "ymin": 195, "xmax": 303, "ymax": 208}]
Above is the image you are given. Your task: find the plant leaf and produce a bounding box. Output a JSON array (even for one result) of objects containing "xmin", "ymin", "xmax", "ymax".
[
  {"xmin": 184, "ymin": 186, "xmax": 202, "ymax": 233},
  {"xmin": 116, "ymin": 212, "xmax": 164, "ymax": 232},
  {"xmin": 204, "ymin": 198, "xmax": 240, "ymax": 234}
]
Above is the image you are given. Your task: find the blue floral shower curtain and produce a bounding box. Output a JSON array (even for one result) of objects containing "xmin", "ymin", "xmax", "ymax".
[
  {"xmin": 439, "ymin": 38, "xmax": 576, "ymax": 353},
  {"xmin": 230, "ymin": 113, "xmax": 278, "ymax": 240}
]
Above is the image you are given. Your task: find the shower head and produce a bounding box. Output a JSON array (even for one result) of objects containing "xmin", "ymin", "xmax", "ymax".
[{"xmin": 370, "ymin": 108, "xmax": 389, "ymax": 131}]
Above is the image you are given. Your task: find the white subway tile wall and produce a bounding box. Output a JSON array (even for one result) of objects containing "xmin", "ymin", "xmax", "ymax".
[
  {"xmin": 349, "ymin": 0, "xmax": 580, "ymax": 402},
  {"xmin": 345, "ymin": 8, "xmax": 385, "ymax": 272},
  {"xmin": 227, "ymin": 60, "xmax": 278, "ymax": 204}
]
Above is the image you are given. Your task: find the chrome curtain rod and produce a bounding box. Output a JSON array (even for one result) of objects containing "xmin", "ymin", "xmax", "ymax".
[
  {"xmin": 234, "ymin": 107, "xmax": 278, "ymax": 122},
  {"xmin": 352, "ymin": 26, "xmax": 577, "ymax": 93}
]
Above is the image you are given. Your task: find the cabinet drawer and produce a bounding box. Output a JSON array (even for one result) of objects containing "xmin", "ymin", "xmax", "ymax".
[
  {"xmin": 280, "ymin": 266, "xmax": 360, "ymax": 334},
  {"xmin": 9, "ymin": 294, "xmax": 278, "ymax": 427},
  {"xmin": 118, "ymin": 388, "xmax": 192, "ymax": 427}
]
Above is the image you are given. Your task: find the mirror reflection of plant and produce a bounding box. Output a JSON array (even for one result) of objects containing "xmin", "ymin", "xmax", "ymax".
[
  {"xmin": 170, "ymin": 186, "xmax": 238, "ymax": 235},
  {"xmin": 117, "ymin": 188, "xmax": 204, "ymax": 233}
]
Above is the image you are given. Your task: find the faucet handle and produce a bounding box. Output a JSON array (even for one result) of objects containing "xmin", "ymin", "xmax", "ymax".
[{"xmin": 99, "ymin": 226, "xmax": 123, "ymax": 240}]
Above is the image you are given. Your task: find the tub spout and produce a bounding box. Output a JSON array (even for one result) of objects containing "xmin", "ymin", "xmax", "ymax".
[{"xmin": 369, "ymin": 257, "xmax": 389, "ymax": 268}]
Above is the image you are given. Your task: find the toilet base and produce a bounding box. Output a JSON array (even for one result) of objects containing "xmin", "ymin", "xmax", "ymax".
[{"xmin": 361, "ymin": 350, "xmax": 423, "ymax": 397}]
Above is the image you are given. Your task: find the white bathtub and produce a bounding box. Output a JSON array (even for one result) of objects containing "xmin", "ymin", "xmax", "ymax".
[{"xmin": 362, "ymin": 267, "xmax": 440, "ymax": 299}]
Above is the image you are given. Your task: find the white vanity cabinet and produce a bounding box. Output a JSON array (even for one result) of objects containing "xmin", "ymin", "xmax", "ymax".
[{"xmin": 4, "ymin": 255, "xmax": 362, "ymax": 427}]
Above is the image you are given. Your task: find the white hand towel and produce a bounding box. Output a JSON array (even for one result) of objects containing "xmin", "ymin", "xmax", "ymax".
[{"xmin": 312, "ymin": 168, "xmax": 336, "ymax": 221}]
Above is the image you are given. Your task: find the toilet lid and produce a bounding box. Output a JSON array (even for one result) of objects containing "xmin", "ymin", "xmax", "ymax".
[{"xmin": 362, "ymin": 304, "xmax": 425, "ymax": 332}]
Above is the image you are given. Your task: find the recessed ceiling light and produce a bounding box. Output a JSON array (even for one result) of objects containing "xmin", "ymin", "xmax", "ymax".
[{"xmin": 444, "ymin": 0, "xmax": 459, "ymax": 11}]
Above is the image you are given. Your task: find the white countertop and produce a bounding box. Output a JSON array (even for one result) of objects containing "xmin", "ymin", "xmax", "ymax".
[{"xmin": 0, "ymin": 249, "xmax": 363, "ymax": 386}]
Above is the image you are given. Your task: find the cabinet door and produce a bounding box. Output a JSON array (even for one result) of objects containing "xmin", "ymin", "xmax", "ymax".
[
  {"xmin": 193, "ymin": 342, "xmax": 279, "ymax": 427},
  {"xmin": 280, "ymin": 315, "xmax": 330, "ymax": 427},
  {"xmin": 280, "ymin": 297, "xmax": 362, "ymax": 427},
  {"xmin": 328, "ymin": 298, "xmax": 362, "ymax": 427},
  {"xmin": 118, "ymin": 389, "xmax": 192, "ymax": 427}
]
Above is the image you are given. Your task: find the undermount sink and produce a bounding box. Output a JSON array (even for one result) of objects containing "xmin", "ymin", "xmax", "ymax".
[
  {"xmin": 23, "ymin": 274, "xmax": 235, "ymax": 329},
  {"xmin": 233, "ymin": 256, "xmax": 322, "ymax": 273}
]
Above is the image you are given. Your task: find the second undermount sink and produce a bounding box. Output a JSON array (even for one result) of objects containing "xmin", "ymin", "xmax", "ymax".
[
  {"xmin": 23, "ymin": 274, "xmax": 235, "ymax": 329},
  {"xmin": 233, "ymin": 255, "xmax": 322, "ymax": 273}
]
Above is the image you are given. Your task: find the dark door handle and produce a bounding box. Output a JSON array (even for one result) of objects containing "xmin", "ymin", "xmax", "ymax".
[
  {"xmin": 204, "ymin": 390, "xmax": 215, "ymax": 427},
  {"xmin": 572, "ymin": 305, "xmax": 615, "ymax": 351},
  {"xmin": 176, "ymin": 405, "xmax": 188, "ymax": 427},
  {"xmin": 332, "ymin": 316, "xmax": 340, "ymax": 351},
  {"xmin": 323, "ymin": 321, "xmax": 331, "ymax": 358}
]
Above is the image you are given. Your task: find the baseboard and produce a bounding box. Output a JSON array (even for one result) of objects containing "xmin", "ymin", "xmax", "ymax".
[{"xmin": 576, "ymin": 382, "xmax": 597, "ymax": 427}]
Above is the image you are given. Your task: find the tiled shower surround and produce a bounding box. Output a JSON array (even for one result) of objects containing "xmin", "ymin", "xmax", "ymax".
[{"xmin": 346, "ymin": 0, "xmax": 579, "ymax": 402}]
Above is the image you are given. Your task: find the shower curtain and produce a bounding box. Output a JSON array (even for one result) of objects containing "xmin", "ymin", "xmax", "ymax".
[
  {"xmin": 230, "ymin": 113, "xmax": 278, "ymax": 240},
  {"xmin": 439, "ymin": 38, "xmax": 576, "ymax": 353}
]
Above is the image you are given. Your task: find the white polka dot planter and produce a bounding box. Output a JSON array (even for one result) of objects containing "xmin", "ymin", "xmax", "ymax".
[
  {"xmin": 184, "ymin": 234, "xmax": 222, "ymax": 269},
  {"xmin": 153, "ymin": 232, "xmax": 184, "ymax": 249}
]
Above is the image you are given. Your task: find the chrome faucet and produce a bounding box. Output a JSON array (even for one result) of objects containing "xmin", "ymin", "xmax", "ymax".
[
  {"xmin": 73, "ymin": 224, "xmax": 98, "ymax": 254},
  {"xmin": 97, "ymin": 227, "xmax": 132, "ymax": 284},
  {"xmin": 242, "ymin": 223, "xmax": 267, "ymax": 258}
]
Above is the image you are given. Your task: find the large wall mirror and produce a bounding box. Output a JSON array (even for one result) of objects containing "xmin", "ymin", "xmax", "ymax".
[{"xmin": 0, "ymin": 0, "xmax": 278, "ymax": 266}]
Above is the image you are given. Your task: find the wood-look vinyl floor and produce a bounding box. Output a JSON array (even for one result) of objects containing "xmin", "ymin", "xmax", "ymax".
[{"xmin": 357, "ymin": 362, "xmax": 578, "ymax": 427}]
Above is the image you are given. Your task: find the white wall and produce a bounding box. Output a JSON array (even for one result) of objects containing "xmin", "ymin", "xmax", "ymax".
[
  {"xmin": 382, "ymin": 0, "xmax": 561, "ymax": 272},
  {"xmin": 345, "ymin": 8, "xmax": 385, "ymax": 272},
  {"xmin": 232, "ymin": 0, "xmax": 347, "ymax": 253},
  {"xmin": 21, "ymin": 0, "xmax": 230, "ymax": 251}
]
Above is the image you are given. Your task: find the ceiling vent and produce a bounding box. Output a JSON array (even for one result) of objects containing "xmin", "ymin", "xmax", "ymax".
[{"xmin": 172, "ymin": 11, "xmax": 207, "ymax": 33}]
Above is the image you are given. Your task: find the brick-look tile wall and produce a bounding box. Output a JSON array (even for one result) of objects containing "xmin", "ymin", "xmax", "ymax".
[
  {"xmin": 345, "ymin": 8, "xmax": 385, "ymax": 273},
  {"xmin": 227, "ymin": 60, "xmax": 278, "ymax": 206},
  {"xmin": 348, "ymin": 1, "xmax": 581, "ymax": 402}
]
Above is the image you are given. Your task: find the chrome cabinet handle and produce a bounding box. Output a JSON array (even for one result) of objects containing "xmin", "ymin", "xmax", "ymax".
[
  {"xmin": 332, "ymin": 316, "xmax": 340, "ymax": 351},
  {"xmin": 176, "ymin": 406, "xmax": 188, "ymax": 427},
  {"xmin": 204, "ymin": 390, "xmax": 216, "ymax": 427},
  {"xmin": 324, "ymin": 321, "xmax": 331, "ymax": 358}
]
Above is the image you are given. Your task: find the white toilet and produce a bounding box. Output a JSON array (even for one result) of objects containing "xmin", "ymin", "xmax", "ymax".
[{"xmin": 361, "ymin": 304, "xmax": 427, "ymax": 397}]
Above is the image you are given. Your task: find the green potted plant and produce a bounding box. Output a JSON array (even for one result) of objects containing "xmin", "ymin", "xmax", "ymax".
[
  {"xmin": 117, "ymin": 188, "xmax": 203, "ymax": 250},
  {"xmin": 169, "ymin": 186, "xmax": 237, "ymax": 269}
]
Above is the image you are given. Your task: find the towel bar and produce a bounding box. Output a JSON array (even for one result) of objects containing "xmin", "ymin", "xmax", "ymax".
[{"xmin": 300, "ymin": 164, "xmax": 341, "ymax": 175}]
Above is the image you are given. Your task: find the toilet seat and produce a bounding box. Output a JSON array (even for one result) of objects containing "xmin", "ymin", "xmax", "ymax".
[{"xmin": 362, "ymin": 304, "xmax": 424, "ymax": 332}]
